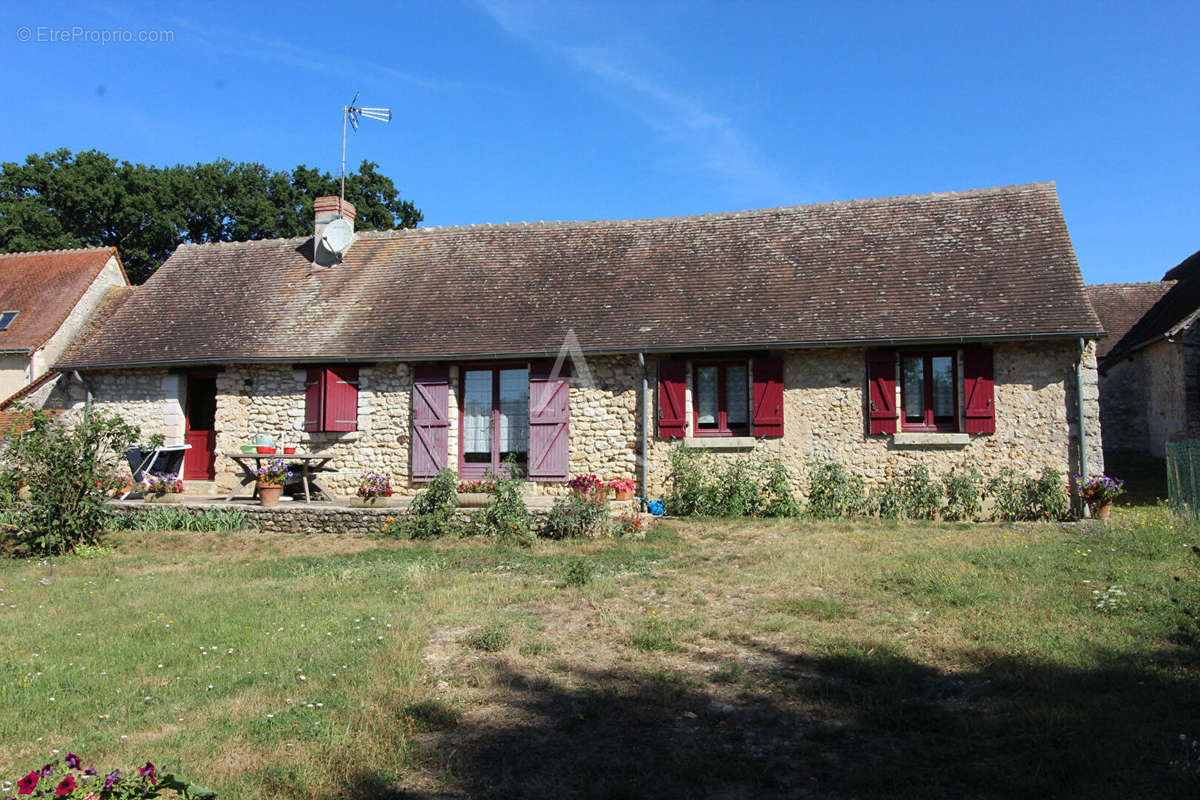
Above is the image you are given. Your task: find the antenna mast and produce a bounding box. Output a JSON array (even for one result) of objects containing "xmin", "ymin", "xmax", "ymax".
[{"xmin": 340, "ymin": 92, "xmax": 392, "ymax": 216}]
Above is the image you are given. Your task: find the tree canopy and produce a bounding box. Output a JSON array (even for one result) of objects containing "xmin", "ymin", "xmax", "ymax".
[{"xmin": 0, "ymin": 149, "xmax": 423, "ymax": 283}]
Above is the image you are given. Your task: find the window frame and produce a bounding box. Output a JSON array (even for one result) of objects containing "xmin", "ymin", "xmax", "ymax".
[
  {"xmin": 0, "ymin": 311, "xmax": 18, "ymax": 332},
  {"xmin": 457, "ymin": 363, "xmax": 530, "ymax": 479},
  {"xmin": 690, "ymin": 359, "xmax": 751, "ymax": 437},
  {"xmin": 898, "ymin": 351, "xmax": 959, "ymax": 432}
]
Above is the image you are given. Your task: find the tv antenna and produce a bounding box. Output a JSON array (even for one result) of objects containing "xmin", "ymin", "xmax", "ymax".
[{"xmin": 340, "ymin": 91, "xmax": 392, "ymax": 216}]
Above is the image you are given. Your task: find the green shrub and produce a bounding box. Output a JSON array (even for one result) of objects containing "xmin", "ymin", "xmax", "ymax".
[
  {"xmin": 665, "ymin": 447, "xmax": 800, "ymax": 518},
  {"xmin": 986, "ymin": 466, "xmax": 1071, "ymax": 521},
  {"xmin": 467, "ymin": 462, "xmax": 534, "ymax": 546},
  {"xmin": 469, "ymin": 623, "xmax": 511, "ymax": 652},
  {"xmin": 0, "ymin": 406, "xmax": 138, "ymax": 556},
  {"xmin": 542, "ymin": 489, "xmax": 609, "ymax": 539},
  {"xmin": 943, "ymin": 462, "xmax": 984, "ymax": 521},
  {"xmin": 867, "ymin": 478, "xmax": 904, "ymax": 520},
  {"xmin": 562, "ymin": 558, "xmax": 594, "ymax": 587},
  {"xmin": 805, "ymin": 457, "xmax": 866, "ymax": 519},
  {"xmin": 393, "ymin": 469, "xmax": 458, "ymax": 539},
  {"xmin": 900, "ymin": 463, "xmax": 942, "ymax": 520}
]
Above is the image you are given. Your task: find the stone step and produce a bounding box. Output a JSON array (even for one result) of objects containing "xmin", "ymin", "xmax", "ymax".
[{"xmin": 181, "ymin": 480, "xmax": 221, "ymax": 497}]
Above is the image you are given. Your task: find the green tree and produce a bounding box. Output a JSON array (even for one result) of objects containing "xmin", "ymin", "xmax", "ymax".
[{"xmin": 0, "ymin": 149, "xmax": 422, "ymax": 283}]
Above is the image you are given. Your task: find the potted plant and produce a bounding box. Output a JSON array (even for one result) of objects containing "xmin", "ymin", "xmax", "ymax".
[
  {"xmin": 353, "ymin": 470, "xmax": 396, "ymax": 507},
  {"xmin": 1075, "ymin": 474, "xmax": 1125, "ymax": 520},
  {"xmin": 456, "ymin": 478, "xmax": 496, "ymax": 508},
  {"xmin": 255, "ymin": 458, "xmax": 292, "ymax": 508},
  {"xmin": 608, "ymin": 477, "xmax": 636, "ymax": 501},
  {"xmin": 142, "ymin": 472, "xmax": 184, "ymax": 503},
  {"xmin": 568, "ymin": 474, "xmax": 603, "ymax": 495}
]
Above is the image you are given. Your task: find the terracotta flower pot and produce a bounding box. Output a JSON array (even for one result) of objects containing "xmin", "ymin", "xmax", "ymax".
[
  {"xmin": 1089, "ymin": 499, "xmax": 1113, "ymax": 520},
  {"xmin": 614, "ymin": 489, "xmax": 633, "ymax": 501},
  {"xmin": 258, "ymin": 482, "xmax": 284, "ymax": 507}
]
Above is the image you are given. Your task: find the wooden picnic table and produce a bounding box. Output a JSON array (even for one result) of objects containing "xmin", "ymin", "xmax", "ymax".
[{"xmin": 223, "ymin": 452, "xmax": 337, "ymax": 503}]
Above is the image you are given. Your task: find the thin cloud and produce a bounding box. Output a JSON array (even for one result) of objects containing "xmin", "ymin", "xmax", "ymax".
[{"xmin": 476, "ymin": 0, "xmax": 796, "ymax": 202}]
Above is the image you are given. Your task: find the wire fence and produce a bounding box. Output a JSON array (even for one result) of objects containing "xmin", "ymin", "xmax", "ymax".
[{"xmin": 1165, "ymin": 440, "xmax": 1200, "ymax": 518}]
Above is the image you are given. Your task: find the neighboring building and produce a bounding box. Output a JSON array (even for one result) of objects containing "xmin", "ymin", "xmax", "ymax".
[
  {"xmin": 54, "ymin": 185, "xmax": 1103, "ymax": 498},
  {"xmin": 0, "ymin": 247, "xmax": 130, "ymax": 401},
  {"xmin": 1087, "ymin": 249, "xmax": 1200, "ymax": 459}
]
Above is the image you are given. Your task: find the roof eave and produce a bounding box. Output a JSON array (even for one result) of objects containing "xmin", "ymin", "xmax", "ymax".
[{"xmin": 57, "ymin": 330, "xmax": 1106, "ymax": 371}]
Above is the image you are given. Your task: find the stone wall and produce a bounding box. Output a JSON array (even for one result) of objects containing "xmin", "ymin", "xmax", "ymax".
[
  {"xmin": 84, "ymin": 339, "xmax": 1101, "ymax": 502},
  {"xmin": 643, "ymin": 341, "xmax": 1102, "ymax": 496},
  {"xmin": 1098, "ymin": 357, "xmax": 1150, "ymax": 453}
]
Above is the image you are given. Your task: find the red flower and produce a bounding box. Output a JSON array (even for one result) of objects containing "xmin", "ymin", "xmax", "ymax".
[
  {"xmin": 17, "ymin": 770, "xmax": 38, "ymax": 794},
  {"xmin": 139, "ymin": 761, "xmax": 156, "ymax": 785},
  {"xmin": 55, "ymin": 775, "xmax": 76, "ymax": 795}
]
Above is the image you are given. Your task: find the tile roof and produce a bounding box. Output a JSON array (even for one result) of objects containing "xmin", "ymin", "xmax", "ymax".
[
  {"xmin": 1086, "ymin": 281, "xmax": 1177, "ymax": 359},
  {"xmin": 0, "ymin": 247, "xmax": 126, "ymax": 354},
  {"xmin": 1094, "ymin": 248, "xmax": 1200, "ymax": 366},
  {"xmin": 58, "ymin": 183, "xmax": 1102, "ymax": 369}
]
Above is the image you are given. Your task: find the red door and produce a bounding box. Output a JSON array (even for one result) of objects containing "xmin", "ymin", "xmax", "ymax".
[{"xmin": 184, "ymin": 375, "xmax": 217, "ymax": 480}]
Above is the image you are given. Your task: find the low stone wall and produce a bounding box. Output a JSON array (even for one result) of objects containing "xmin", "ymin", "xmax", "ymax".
[{"xmin": 107, "ymin": 499, "xmax": 639, "ymax": 536}]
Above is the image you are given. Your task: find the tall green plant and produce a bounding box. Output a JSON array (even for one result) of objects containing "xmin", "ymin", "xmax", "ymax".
[
  {"xmin": 0, "ymin": 406, "xmax": 138, "ymax": 555},
  {"xmin": 468, "ymin": 459, "xmax": 535, "ymax": 546},
  {"xmin": 398, "ymin": 469, "xmax": 458, "ymax": 539},
  {"xmin": 805, "ymin": 458, "xmax": 866, "ymax": 519}
]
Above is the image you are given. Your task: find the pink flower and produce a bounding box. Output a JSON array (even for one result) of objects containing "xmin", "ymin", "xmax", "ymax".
[
  {"xmin": 17, "ymin": 770, "xmax": 38, "ymax": 795},
  {"xmin": 55, "ymin": 775, "xmax": 75, "ymax": 795}
]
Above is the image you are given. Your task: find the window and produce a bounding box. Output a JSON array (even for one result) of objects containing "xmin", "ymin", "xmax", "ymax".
[
  {"xmin": 692, "ymin": 361, "xmax": 750, "ymax": 436},
  {"xmin": 0, "ymin": 311, "xmax": 17, "ymax": 331},
  {"xmin": 657, "ymin": 357, "xmax": 783, "ymax": 439},
  {"xmin": 460, "ymin": 366, "xmax": 529, "ymax": 477},
  {"xmin": 867, "ymin": 348, "xmax": 995, "ymax": 436},
  {"xmin": 900, "ymin": 353, "xmax": 957, "ymax": 431},
  {"xmin": 303, "ymin": 366, "xmax": 358, "ymax": 433}
]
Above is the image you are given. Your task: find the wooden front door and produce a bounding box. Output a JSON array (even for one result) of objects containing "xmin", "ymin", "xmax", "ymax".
[{"xmin": 184, "ymin": 375, "xmax": 217, "ymax": 480}]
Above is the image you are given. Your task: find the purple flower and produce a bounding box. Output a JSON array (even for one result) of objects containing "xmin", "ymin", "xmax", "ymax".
[
  {"xmin": 63, "ymin": 754, "xmax": 80, "ymax": 771},
  {"xmin": 39, "ymin": 765, "xmax": 53, "ymax": 778},
  {"xmin": 103, "ymin": 770, "xmax": 122, "ymax": 790}
]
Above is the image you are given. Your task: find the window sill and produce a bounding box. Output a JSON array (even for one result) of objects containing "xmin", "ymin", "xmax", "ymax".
[
  {"xmin": 683, "ymin": 436, "xmax": 757, "ymax": 450},
  {"xmin": 300, "ymin": 431, "xmax": 360, "ymax": 442},
  {"xmin": 891, "ymin": 432, "xmax": 970, "ymax": 448}
]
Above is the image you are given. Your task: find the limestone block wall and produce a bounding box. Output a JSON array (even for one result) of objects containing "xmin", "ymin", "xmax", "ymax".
[
  {"xmin": 642, "ymin": 341, "xmax": 1102, "ymax": 497},
  {"xmin": 1144, "ymin": 339, "xmax": 1186, "ymax": 457},
  {"xmin": 83, "ymin": 338, "xmax": 1100, "ymax": 502},
  {"xmin": 1098, "ymin": 358, "xmax": 1148, "ymax": 453},
  {"xmin": 212, "ymin": 363, "xmax": 414, "ymax": 496}
]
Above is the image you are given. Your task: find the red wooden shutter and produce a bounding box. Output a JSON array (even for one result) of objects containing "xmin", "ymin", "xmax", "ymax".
[
  {"xmin": 867, "ymin": 351, "xmax": 898, "ymax": 434},
  {"xmin": 323, "ymin": 366, "xmax": 359, "ymax": 432},
  {"xmin": 528, "ymin": 362, "xmax": 570, "ymax": 480},
  {"xmin": 657, "ymin": 360, "xmax": 688, "ymax": 438},
  {"xmin": 751, "ymin": 357, "xmax": 784, "ymax": 437},
  {"xmin": 303, "ymin": 368, "xmax": 324, "ymax": 432},
  {"xmin": 411, "ymin": 367, "xmax": 449, "ymax": 480},
  {"xmin": 963, "ymin": 348, "xmax": 995, "ymax": 434}
]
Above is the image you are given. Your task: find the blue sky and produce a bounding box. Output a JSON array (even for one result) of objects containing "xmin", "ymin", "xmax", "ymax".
[{"xmin": 2, "ymin": 1, "xmax": 1196, "ymax": 284}]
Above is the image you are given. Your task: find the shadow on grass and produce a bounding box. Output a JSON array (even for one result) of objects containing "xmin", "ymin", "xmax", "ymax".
[{"xmin": 343, "ymin": 639, "xmax": 1199, "ymax": 800}]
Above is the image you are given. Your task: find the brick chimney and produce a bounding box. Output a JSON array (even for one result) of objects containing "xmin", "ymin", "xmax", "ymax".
[{"xmin": 313, "ymin": 196, "xmax": 356, "ymax": 239}]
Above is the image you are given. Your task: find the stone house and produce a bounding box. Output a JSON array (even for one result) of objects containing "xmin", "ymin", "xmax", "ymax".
[
  {"xmin": 0, "ymin": 247, "xmax": 130, "ymax": 402},
  {"xmin": 54, "ymin": 185, "xmax": 1103, "ymax": 498},
  {"xmin": 1087, "ymin": 249, "xmax": 1200, "ymax": 460}
]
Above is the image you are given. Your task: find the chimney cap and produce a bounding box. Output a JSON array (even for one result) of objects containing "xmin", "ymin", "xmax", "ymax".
[{"xmin": 314, "ymin": 195, "xmax": 356, "ymax": 220}]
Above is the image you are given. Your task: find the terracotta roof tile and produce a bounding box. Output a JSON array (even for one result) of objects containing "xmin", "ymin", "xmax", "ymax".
[
  {"xmin": 59, "ymin": 183, "xmax": 1101, "ymax": 368},
  {"xmin": 0, "ymin": 247, "xmax": 126, "ymax": 354}
]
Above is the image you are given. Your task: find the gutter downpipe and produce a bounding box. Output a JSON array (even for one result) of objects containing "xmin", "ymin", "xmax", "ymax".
[
  {"xmin": 72, "ymin": 370, "xmax": 93, "ymax": 422},
  {"xmin": 1076, "ymin": 339, "xmax": 1090, "ymax": 518},
  {"xmin": 638, "ymin": 352, "xmax": 649, "ymax": 496}
]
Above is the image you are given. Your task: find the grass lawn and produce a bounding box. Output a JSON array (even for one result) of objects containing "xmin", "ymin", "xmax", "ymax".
[{"xmin": 0, "ymin": 509, "xmax": 1198, "ymax": 798}]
